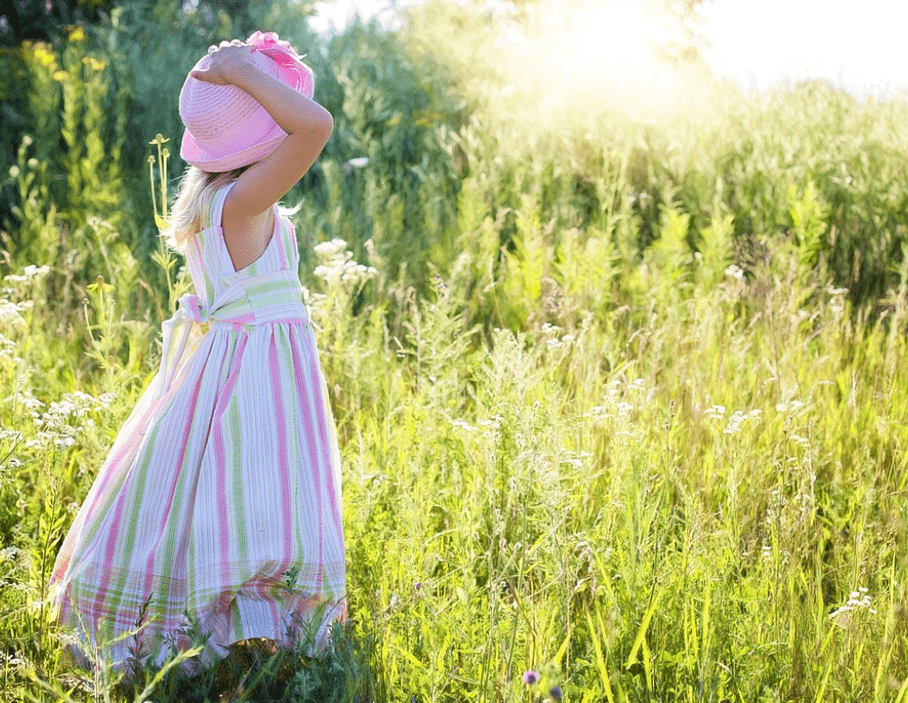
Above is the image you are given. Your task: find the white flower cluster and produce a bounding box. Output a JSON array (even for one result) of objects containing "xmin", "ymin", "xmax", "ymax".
[
  {"xmin": 4, "ymin": 390, "xmax": 44, "ymax": 411},
  {"xmin": 0, "ymin": 428, "xmax": 22, "ymax": 442},
  {"xmin": 22, "ymin": 390, "xmax": 116, "ymax": 449},
  {"xmin": 450, "ymin": 418, "xmax": 477, "ymax": 432},
  {"xmin": 704, "ymin": 405, "xmax": 726, "ymax": 420},
  {"xmin": 0, "ymin": 332, "xmax": 17, "ymax": 359},
  {"xmin": 559, "ymin": 448, "xmax": 593, "ymax": 468},
  {"xmin": 724, "ymin": 264, "xmax": 745, "ymax": 281},
  {"xmin": 539, "ymin": 323, "xmax": 575, "ymax": 349},
  {"xmin": 724, "ymin": 408, "xmax": 762, "ymax": 435},
  {"xmin": 0, "ymin": 298, "xmax": 32, "ymax": 327},
  {"xmin": 584, "ymin": 377, "xmax": 648, "ymax": 425},
  {"xmin": 312, "ymin": 238, "xmax": 377, "ymax": 290},
  {"xmin": 827, "ymin": 285, "xmax": 849, "ymax": 314},
  {"xmin": 4, "ymin": 264, "xmax": 51, "ymax": 284},
  {"xmin": 703, "ymin": 404, "xmax": 762, "ymax": 434},
  {"xmin": 829, "ymin": 587, "xmax": 877, "ymax": 619},
  {"xmin": 450, "ymin": 414, "xmax": 503, "ymax": 438},
  {"xmin": 775, "ymin": 399, "xmax": 805, "ymax": 414}
]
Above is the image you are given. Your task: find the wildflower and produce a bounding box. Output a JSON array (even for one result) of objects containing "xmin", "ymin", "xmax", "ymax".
[
  {"xmin": 704, "ymin": 404, "xmax": 726, "ymax": 420},
  {"xmin": 723, "ymin": 408, "xmax": 761, "ymax": 435},
  {"xmin": 829, "ymin": 586, "xmax": 877, "ymax": 619},
  {"xmin": 342, "ymin": 157, "xmax": 369, "ymax": 174},
  {"xmin": 313, "ymin": 238, "xmax": 348, "ymax": 261},
  {"xmin": 82, "ymin": 56, "xmax": 107, "ymax": 71},
  {"xmin": 549, "ymin": 685, "xmax": 563, "ymax": 701},
  {"xmin": 32, "ymin": 46, "xmax": 56, "ymax": 67},
  {"xmin": 450, "ymin": 419, "xmax": 477, "ymax": 432},
  {"xmin": 724, "ymin": 264, "xmax": 745, "ymax": 280},
  {"xmin": 523, "ymin": 670, "xmax": 539, "ymax": 685}
]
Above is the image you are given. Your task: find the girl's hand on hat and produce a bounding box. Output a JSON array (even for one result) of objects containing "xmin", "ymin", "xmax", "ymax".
[{"xmin": 189, "ymin": 40, "xmax": 254, "ymax": 86}]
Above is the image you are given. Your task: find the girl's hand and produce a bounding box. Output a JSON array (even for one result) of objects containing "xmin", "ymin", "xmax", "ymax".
[{"xmin": 189, "ymin": 40, "xmax": 253, "ymax": 86}]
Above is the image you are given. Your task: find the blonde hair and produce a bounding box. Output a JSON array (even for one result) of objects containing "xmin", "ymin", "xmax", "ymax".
[
  {"xmin": 161, "ymin": 164, "xmax": 302, "ymax": 254},
  {"xmin": 161, "ymin": 165, "xmax": 247, "ymax": 254}
]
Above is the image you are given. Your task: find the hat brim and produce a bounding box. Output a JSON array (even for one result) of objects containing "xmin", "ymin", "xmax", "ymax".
[{"xmin": 181, "ymin": 120, "xmax": 287, "ymax": 173}]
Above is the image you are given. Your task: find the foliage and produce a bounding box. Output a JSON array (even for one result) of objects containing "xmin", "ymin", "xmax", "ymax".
[{"xmin": 2, "ymin": 0, "xmax": 908, "ymax": 701}]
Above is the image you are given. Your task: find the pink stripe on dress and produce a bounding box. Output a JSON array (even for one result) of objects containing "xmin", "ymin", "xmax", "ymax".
[{"xmin": 268, "ymin": 340, "xmax": 295, "ymax": 579}]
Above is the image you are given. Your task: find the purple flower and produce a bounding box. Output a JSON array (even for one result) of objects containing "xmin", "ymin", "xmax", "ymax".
[
  {"xmin": 523, "ymin": 670, "xmax": 539, "ymax": 685},
  {"xmin": 549, "ymin": 685, "xmax": 563, "ymax": 701}
]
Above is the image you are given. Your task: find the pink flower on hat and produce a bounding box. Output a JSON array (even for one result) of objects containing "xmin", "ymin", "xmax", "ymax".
[
  {"xmin": 245, "ymin": 30, "xmax": 313, "ymax": 98},
  {"xmin": 247, "ymin": 30, "xmax": 298, "ymax": 57}
]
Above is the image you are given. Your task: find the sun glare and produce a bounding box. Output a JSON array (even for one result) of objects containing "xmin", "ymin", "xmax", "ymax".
[{"xmin": 486, "ymin": 0, "xmax": 692, "ymax": 128}]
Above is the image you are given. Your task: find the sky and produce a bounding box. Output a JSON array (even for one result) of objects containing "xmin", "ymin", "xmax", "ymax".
[
  {"xmin": 308, "ymin": 0, "xmax": 908, "ymax": 99},
  {"xmin": 700, "ymin": 0, "xmax": 908, "ymax": 98}
]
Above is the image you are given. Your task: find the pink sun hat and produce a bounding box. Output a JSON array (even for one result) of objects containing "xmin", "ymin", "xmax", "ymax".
[{"xmin": 179, "ymin": 31, "xmax": 315, "ymax": 173}]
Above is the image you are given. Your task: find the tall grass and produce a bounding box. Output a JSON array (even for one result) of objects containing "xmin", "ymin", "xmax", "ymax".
[{"xmin": 2, "ymin": 1, "xmax": 908, "ymax": 701}]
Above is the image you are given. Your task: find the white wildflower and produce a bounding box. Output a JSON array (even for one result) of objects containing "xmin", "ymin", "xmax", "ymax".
[
  {"xmin": 0, "ymin": 299, "xmax": 28, "ymax": 326},
  {"xmin": 724, "ymin": 264, "xmax": 745, "ymax": 280},
  {"xmin": 450, "ymin": 419, "xmax": 477, "ymax": 432},
  {"xmin": 0, "ymin": 428, "xmax": 22, "ymax": 442},
  {"xmin": 313, "ymin": 238, "xmax": 348, "ymax": 262},
  {"xmin": 705, "ymin": 404, "xmax": 726, "ymax": 420},
  {"xmin": 722, "ymin": 407, "xmax": 762, "ymax": 435},
  {"xmin": 4, "ymin": 264, "xmax": 50, "ymax": 284},
  {"xmin": 478, "ymin": 415, "xmax": 503, "ymax": 428},
  {"xmin": 724, "ymin": 410, "xmax": 747, "ymax": 435},
  {"xmin": 829, "ymin": 586, "xmax": 877, "ymax": 619}
]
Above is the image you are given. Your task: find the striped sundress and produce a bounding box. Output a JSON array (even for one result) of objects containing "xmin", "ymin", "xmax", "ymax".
[{"xmin": 49, "ymin": 181, "xmax": 346, "ymax": 673}]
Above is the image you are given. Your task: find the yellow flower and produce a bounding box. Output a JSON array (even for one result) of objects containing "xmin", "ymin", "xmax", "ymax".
[
  {"xmin": 32, "ymin": 46, "xmax": 56, "ymax": 68},
  {"xmin": 68, "ymin": 26, "xmax": 86, "ymax": 42},
  {"xmin": 82, "ymin": 56, "xmax": 107, "ymax": 71},
  {"xmin": 86, "ymin": 275, "xmax": 114, "ymax": 295},
  {"xmin": 52, "ymin": 70, "xmax": 68, "ymax": 82}
]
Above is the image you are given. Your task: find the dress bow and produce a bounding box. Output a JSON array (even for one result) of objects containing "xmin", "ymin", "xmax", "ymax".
[
  {"xmin": 178, "ymin": 293, "xmax": 210, "ymax": 324},
  {"xmin": 156, "ymin": 294, "xmax": 210, "ymax": 400}
]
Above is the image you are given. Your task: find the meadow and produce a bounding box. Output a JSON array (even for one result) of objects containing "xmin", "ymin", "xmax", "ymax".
[{"xmin": 1, "ymin": 1, "xmax": 908, "ymax": 701}]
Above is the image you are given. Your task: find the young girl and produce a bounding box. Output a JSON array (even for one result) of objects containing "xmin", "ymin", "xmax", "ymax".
[{"xmin": 49, "ymin": 32, "xmax": 346, "ymax": 675}]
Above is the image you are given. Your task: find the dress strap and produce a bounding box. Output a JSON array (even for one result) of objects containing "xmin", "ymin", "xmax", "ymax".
[{"xmin": 206, "ymin": 180, "xmax": 236, "ymax": 231}]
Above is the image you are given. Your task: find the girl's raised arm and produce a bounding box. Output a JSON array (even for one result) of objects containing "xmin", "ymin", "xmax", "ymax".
[{"xmin": 190, "ymin": 41, "xmax": 333, "ymax": 219}]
